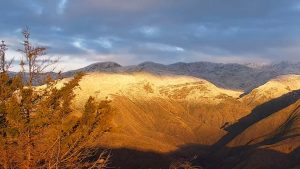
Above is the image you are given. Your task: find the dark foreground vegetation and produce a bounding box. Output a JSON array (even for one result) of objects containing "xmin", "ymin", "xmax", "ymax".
[{"xmin": 0, "ymin": 29, "xmax": 111, "ymax": 168}]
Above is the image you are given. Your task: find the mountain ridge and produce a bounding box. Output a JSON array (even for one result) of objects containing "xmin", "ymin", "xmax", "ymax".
[
  {"xmin": 57, "ymin": 72, "xmax": 300, "ymax": 169},
  {"xmin": 64, "ymin": 61, "xmax": 300, "ymax": 91}
]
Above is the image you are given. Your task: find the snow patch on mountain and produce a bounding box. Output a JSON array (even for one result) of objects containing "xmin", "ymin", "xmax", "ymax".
[
  {"xmin": 64, "ymin": 61, "xmax": 300, "ymax": 91},
  {"xmin": 61, "ymin": 73, "xmax": 243, "ymax": 106},
  {"xmin": 241, "ymin": 74, "xmax": 300, "ymax": 104}
]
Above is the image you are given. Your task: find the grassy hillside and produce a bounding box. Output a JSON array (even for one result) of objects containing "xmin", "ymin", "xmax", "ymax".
[{"xmin": 53, "ymin": 73, "xmax": 300, "ymax": 168}]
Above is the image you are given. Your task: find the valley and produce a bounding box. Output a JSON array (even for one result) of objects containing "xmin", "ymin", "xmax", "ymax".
[{"xmin": 59, "ymin": 71, "xmax": 300, "ymax": 169}]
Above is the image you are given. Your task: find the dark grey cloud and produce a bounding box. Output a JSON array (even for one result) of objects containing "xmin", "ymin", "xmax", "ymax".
[{"xmin": 1, "ymin": 0, "xmax": 300, "ymax": 69}]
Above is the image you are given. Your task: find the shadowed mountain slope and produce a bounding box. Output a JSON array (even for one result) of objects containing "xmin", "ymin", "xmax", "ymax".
[{"xmin": 213, "ymin": 90, "xmax": 300, "ymax": 151}]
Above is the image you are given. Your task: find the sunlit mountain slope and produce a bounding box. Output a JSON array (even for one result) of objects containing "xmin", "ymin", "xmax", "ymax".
[{"xmin": 53, "ymin": 72, "xmax": 300, "ymax": 169}]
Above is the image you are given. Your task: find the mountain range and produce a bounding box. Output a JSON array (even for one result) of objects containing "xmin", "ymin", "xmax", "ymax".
[
  {"xmin": 54, "ymin": 61, "xmax": 300, "ymax": 169},
  {"xmin": 64, "ymin": 61, "xmax": 300, "ymax": 92}
]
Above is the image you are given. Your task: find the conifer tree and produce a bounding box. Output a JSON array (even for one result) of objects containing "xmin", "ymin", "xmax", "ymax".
[{"xmin": 0, "ymin": 28, "xmax": 111, "ymax": 169}]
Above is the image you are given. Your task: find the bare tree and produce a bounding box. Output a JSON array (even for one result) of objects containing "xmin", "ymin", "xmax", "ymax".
[
  {"xmin": 18, "ymin": 27, "xmax": 58, "ymax": 86},
  {"xmin": 0, "ymin": 40, "xmax": 12, "ymax": 73}
]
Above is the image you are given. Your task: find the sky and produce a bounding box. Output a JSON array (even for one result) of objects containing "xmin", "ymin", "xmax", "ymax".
[{"xmin": 1, "ymin": 0, "xmax": 300, "ymax": 71}]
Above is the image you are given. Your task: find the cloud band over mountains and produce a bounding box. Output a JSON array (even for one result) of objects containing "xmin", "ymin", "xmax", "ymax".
[{"xmin": 1, "ymin": 0, "xmax": 300, "ymax": 70}]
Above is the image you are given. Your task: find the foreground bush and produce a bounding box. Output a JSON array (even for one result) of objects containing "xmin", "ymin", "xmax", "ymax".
[{"xmin": 0, "ymin": 28, "xmax": 111, "ymax": 169}]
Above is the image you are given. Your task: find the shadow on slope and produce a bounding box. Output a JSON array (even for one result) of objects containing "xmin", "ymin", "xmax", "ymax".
[
  {"xmin": 91, "ymin": 87, "xmax": 300, "ymax": 169},
  {"xmin": 212, "ymin": 89, "xmax": 300, "ymax": 152},
  {"xmin": 251, "ymin": 106, "xmax": 300, "ymax": 147},
  {"xmin": 88, "ymin": 144, "xmax": 299, "ymax": 169}
]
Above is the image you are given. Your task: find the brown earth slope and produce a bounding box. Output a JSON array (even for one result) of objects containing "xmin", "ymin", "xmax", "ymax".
[{"xmin": 57, "ymin": 73, "xmax": 300, "ymax": 169}]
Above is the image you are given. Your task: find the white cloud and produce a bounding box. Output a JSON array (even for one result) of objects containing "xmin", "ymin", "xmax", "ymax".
[
  {"xmin": 30, "ymin": 2, "xmax": 43, "ymax": 15},
  {"xmin": 56, "ymin": 55, "xmax": 94, "ymax": 71},
  {"xmin": 143, "ymin": 43, "xmax": 185, "ymax": 52},
  {"xmin": 95, "ymin": 36, "xmax": 123, "ymax": 49},
  {"xmin": 138, "ymin": 26, "xmax": 160, "ymax": 37},
  {"xmin": 72, "ymin": 38, "xmax": 95, "ymax": 53},
  {"xmin": 51, "ymin": 26, "xmax": 63, "ymax": 32},
  {"xmin": 95, "ymin": 38, "xmax": 113, "ymax": 49},
  {"xmin": 196, "ymin": 25, "xmax": 208, "ymax": 33},
  {"xmin": 58, "ymin": 0, "xmax": 68, "ymax": 14}
]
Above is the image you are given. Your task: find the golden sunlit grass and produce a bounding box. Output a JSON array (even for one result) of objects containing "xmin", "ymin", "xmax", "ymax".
[
  {"xmin": 53, "ymin": 72, "xmax": 300, "ymax": 157},
  {"xmin": 242, "ymin": 74, "xmax": 300, "ymax": 106}
]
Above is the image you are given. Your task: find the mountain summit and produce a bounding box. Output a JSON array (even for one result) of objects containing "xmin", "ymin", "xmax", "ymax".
[{"xmin": 65, "ymin": 61, "xmax": 300, "ymax": 91}]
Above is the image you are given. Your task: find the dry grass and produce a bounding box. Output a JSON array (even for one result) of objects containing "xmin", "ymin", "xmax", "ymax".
[
  {"xmin": 46, "ymin": 72, "xmax": 300, "ymax": 168},
  {"xmin": 242, "ymin": 74, "xmax": 300, "ymax": 106},
  {"xmin": 51, "ymin": 73, "xmax": 300, "ymax": 153}
]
